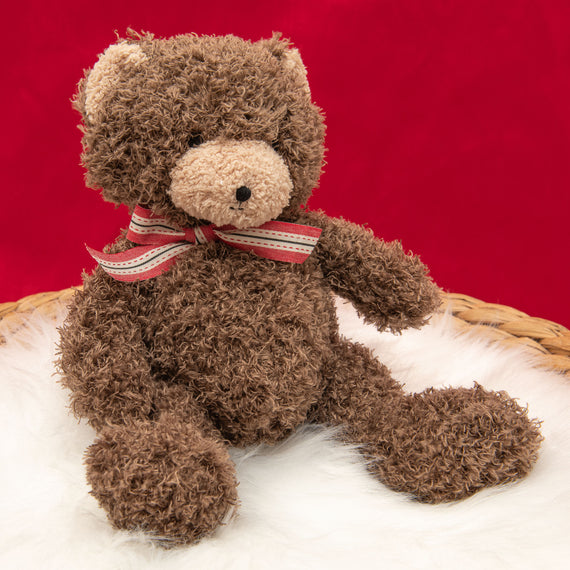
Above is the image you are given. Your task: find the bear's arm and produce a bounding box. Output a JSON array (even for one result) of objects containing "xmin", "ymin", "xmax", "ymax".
[
  {"xmin": 298, "ymin": 210, "xmax": 442, "ymax": 332},
  {"xmin": 58, "ymin": 269, "xmax": 213, "ymax": 432}
]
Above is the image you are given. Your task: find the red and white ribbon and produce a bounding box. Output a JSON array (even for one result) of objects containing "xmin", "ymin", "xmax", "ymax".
[{"xmin": 87, "ymin": 205, "xmax": 322, "ymax": 282}]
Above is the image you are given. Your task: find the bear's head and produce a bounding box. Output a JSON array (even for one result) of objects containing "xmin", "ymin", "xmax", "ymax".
[{"xmin": 74, "ymin": 31, "xmax": 325, "ymax": 229}]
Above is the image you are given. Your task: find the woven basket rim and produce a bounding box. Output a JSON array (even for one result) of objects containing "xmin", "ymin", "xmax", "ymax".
[{"xmin": 1, "ymin": 287, "xmax": 568, "ymax": 378}]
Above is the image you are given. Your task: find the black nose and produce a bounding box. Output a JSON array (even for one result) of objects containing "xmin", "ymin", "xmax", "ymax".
[{"xmin": 235, "ymin": 186, "xmax": 252, "ymax": 203}]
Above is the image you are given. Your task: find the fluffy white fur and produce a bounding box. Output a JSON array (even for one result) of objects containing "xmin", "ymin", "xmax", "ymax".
[{"xmin": 1, "ymin": 299, "xmax": 569, "ymax": 569}]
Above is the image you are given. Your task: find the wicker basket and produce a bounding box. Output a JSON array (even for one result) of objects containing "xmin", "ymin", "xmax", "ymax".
[{"xmin": 0, "ymin": 288, "xmax": 568, "ymax": 379}]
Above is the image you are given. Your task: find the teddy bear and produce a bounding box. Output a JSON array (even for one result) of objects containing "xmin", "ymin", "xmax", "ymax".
[{"xmin": 58, "ymin": 31, "xmax": 542, "ymax": 546}]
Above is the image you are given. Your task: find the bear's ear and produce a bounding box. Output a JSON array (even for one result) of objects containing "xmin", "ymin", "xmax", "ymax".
[
  {"xmin": 82, "ymin": 42, "xmax": 147, "ymax": 123},
  {"xmin": 282, "ymin": 47, "xmax": 311, "ymax": 96}
]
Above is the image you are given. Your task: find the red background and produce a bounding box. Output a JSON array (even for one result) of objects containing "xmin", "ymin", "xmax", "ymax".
[{"xmin": 1, "ymin": 0, "xmax": 569, "ymax": 326}]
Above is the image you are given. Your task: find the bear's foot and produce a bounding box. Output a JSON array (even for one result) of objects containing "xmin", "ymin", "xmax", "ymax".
[
  {"xmin": 315, "ymin": 339, "xmax": 543, "ymax": 503},
  {"xmin": 86, "ymin": 417, "xmax": 238, "ymax": 546},
  {"xmin": 368, "ymin": 384, "xmax": 543, "ymax": 503}
]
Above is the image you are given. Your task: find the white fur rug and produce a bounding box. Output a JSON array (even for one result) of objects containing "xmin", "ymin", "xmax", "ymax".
[{"xmin": 1, "ymin": 299, "xmax": 569, "ymax": 570}]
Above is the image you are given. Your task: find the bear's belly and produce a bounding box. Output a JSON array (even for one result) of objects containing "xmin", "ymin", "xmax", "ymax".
[{"xmin": 149, "ymin": 245, "xmax": 337, "ymax": 445}]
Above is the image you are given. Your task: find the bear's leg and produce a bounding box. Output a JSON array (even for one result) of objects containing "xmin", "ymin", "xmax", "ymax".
[
  {"xmin": 85, "ymin": 414, "xmax": 237, "ymax": 545},
  {"xmin": 312, "ymin": 339, "xmax": 543, "ymax": 503}
]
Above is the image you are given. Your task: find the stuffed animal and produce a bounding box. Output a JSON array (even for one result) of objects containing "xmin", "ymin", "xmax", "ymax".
[{"xmin": 59, "ymin": 31, "xmax": 542, "ymax": 546}]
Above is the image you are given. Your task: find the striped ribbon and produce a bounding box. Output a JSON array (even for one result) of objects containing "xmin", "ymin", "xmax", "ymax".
[{"xmin": 87, "ymin": 205, "xmax": 322, "ymax": 282}]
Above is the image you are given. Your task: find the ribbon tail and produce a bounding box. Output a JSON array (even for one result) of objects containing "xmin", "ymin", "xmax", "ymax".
[
  {"xmin": 86, "ymin": 242, "xmax": 194, "ymax": 282},
  {"xmin": 214, "ymin": 222, "xmax": 322, "ymax": 263},
  {"xmin": 215, "ymin": 239, "xmax": 313, "ymax": 263}
]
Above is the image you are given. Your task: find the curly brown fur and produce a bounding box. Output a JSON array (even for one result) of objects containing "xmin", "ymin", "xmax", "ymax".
[
  {"xmin": 311, "ymin": 340, "xmax": 543, "ymax": 502},
  {"xmin": 59, "ymin": 32, "xmax": 542, "ymax": 545},
  {"xmin": 86, "ymin": 415, "xmax": 238, "ymax": 546},
  {"xmin": 74, "ymin": 32, "xmax": 324, "ymax": 228},
  {"xmin": 61, "ymin": 244, "xmax": 338, "ymax": 444},
  {"xmin": 299, "ymin": 210, "xmax": 442, "ymax": 332}
]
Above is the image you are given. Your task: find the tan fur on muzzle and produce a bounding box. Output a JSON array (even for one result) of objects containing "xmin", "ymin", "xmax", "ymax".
[{"xmin": 169, "ymin": 140, "xmax": 293, "ymax": 228}]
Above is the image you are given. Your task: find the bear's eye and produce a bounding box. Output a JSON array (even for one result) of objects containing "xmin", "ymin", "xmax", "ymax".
[{"xmin": 187, "ymin": 134, "xmax": 203, "ymax": 148}]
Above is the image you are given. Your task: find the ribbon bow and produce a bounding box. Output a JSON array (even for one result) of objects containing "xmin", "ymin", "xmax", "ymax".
[{"xmin": 87, "ymin": 205, "xmax": 322, "ymax": 282}]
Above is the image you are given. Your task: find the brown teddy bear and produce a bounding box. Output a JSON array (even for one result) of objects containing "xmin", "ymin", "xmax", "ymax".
[{"xmin": 59, "ymin": 31, "xmax": 542, "ymax": 546}]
